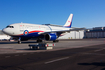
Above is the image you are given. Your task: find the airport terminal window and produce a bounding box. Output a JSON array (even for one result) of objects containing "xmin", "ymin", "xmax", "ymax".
[{"xmin": 6, "ymin": 26, "xmax": 14, "ymax": 28}]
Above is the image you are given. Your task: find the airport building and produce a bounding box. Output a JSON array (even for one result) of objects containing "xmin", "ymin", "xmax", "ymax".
[
  {"xmin": 0, "ymin": 30, "xmax": 11, "ymax": 40},
  {"xmin": 85, "ymin": 27, "xmax": 105, "ymax": 38}
]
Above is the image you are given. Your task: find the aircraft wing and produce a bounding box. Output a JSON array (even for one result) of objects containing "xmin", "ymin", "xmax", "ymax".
[{"xmin": 38, "ymin": 28, "xmax": 85, "ymax": 35}]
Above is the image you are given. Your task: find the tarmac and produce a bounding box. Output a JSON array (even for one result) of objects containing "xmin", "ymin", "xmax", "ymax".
[
  {"xmin": 0, "ymin": 38, "xmax": 105, "ymax": 70},
  {"xmin": 0, "ymin": 38, "xmax": 105, "ymax": 54}
]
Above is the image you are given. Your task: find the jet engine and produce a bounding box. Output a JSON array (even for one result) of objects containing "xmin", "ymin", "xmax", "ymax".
[{"xmin": 45, "ymin": 33, "xmax": 57, "ymax": 41}]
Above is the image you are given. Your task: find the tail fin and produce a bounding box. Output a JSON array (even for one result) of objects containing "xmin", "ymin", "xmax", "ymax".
[{"xmin": 64, "ymin": 14, "xmax": 73, "ymax": 28}]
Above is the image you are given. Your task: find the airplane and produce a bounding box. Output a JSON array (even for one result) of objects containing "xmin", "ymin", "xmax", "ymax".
[{"xmin": 2, "ymin": 14, "xmax": 84, "ymax": 44}]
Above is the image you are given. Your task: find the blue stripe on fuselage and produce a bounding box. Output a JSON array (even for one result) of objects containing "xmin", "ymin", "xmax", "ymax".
[{"xmin": 13, "ymin": 32, "xmax": 40, "ymax": 38}]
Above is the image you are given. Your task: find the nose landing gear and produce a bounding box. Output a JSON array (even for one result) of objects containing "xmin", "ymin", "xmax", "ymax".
[{"xmin": 18, "ymin": 37, "xmax": 21, "ymax": 44}]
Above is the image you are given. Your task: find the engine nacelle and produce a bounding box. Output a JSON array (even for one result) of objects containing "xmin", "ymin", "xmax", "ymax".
[{"xmin": 45, "ymin": 33, "xmax": 57, "ymax": 41}]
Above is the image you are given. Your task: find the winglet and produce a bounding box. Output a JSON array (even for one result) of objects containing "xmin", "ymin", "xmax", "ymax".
[{"xmin": 64, "ymin": 14, "xmax": 73, "ymax": 28}]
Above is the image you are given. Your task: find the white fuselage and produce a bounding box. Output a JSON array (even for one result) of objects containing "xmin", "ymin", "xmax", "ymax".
[{"xmin": 2, "ymin": 23, "xmax": 70, "ymax": 37}]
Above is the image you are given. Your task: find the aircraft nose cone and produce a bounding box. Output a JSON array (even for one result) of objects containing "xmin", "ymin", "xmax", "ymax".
[
  {"xmin": 2, "ymin": 28, "xmax": 9, "ymax": 34},
  {"xmin": 2, "ymin": 28, "xmax": 14, "ymax": 35}
]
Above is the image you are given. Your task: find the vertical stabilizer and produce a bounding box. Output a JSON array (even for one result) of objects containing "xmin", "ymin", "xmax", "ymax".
[{"xmin": 64, "ymin": 14, "xmax": 73, "ymax": 28}]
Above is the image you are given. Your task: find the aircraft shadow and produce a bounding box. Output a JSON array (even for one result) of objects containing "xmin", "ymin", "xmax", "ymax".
[
  {"xmin": 0, "ymin": 41, "xmax": 37, "ymax": 44},
  {"xmin": 16, "ymin": 48, "xmax": 37, "ymax": 50},
  {"xmin": 78, "ymin": 62, "xmax": 105, "ymax": 70},
  {"xmin": 0, "ymin": 41, "xmax": 17, "ymax": 44},
  {"xmin": 0, "ymin": 41, "xmax": 54, "ymax": 44}
]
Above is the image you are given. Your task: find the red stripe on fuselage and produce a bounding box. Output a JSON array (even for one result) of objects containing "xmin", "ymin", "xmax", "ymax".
[
  {"xmin": 12, "ymin": 30, "xmax": 44, "ymax": 36},
  {"xmin": 29, "ymin": 30, "xmax": 44, "ymax": 33}
]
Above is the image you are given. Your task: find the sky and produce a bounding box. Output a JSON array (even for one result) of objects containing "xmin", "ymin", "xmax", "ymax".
[{"xmin": 0, "ymin": 0, "xmax": 105, "ymax": 29}]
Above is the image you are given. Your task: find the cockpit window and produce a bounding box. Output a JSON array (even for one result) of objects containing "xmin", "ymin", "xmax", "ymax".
[{"xmin": 6, "ymin": 26, "xmax": 14, "ymax": 28}]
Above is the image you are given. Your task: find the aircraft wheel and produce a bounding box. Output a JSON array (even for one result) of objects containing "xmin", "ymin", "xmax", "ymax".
[
  {"xmin": 32, "ymin": 46, "xmax": 35, "ymax": 49},
  {"xmin": 18, "ymin": 41, "xmax": 21, "ymax": 44},
  {"xmin": 37, "ymin": 40, "xmax": 42, "ymax": 43},
  {"xmin": 53, "ymin": 40, "xmax": 59, "ymax": 42}
]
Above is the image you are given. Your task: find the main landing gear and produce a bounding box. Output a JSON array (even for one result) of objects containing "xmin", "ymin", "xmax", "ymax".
[
  {"xmin": 53, "ymin": 40, "xmax": 59, "ymax": 42},
  {"xmin": 36, "ymin": 38, "xmax": 42, "ymax": 43}
]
